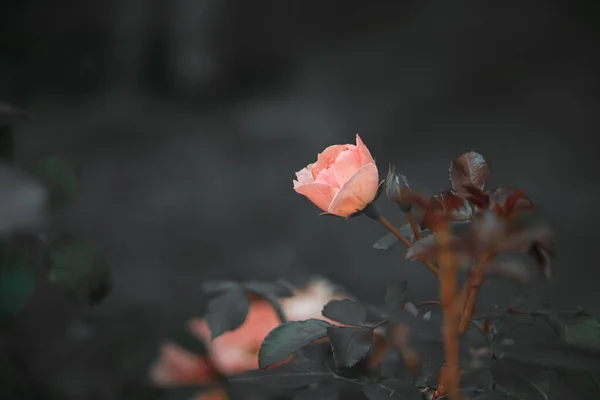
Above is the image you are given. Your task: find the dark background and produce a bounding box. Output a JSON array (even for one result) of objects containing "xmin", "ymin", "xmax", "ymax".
[{"xmin": 1, "ymin": 0, "xmax": 599, "ymax": 398}]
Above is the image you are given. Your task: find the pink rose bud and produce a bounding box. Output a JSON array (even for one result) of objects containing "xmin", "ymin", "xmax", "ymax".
[
  {"xmin": 385, "ymin": 164, "xmax": 413, "ymax": 213},
  {"xmin": 293, "ymin": 134, "xmax": 379, "ymax": 218}
]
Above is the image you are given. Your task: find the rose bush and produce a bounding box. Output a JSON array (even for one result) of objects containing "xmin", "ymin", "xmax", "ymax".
[{"xmin": 146, "ymin": 137, "xmax": 585, "ymax": 400}]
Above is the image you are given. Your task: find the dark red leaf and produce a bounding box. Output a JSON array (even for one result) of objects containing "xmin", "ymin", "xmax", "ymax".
[
  {"xmin": 420, "ymin": 191, "xmax": 472, "ymax": 231},
  {"xmin": 405, "ymin": 234, "xmax": 468, "ymax": 265},
  {"xmin": 449, "ymin": 151, "xmax": 490, "ymax": 197},
  {"xmin": 490, "ymin": 186, "xmax": 534, "ymax": 213},
  {"xmin": 465, "ymin": 211, "xmax": 555, "ymax": 258},
  {"xmin": 462, "ymin": 184, "xmax": 490, "ymax": 210}
]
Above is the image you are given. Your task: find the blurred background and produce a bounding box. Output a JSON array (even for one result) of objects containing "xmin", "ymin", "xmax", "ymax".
[{"xmin": 1, "ymin": 0, "xmax": 599, "ymax": 398}]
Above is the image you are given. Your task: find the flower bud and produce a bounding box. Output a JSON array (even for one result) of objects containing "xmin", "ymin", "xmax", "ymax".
[{"xmin": 385, "ymin": 164, "xmax": 413, "ymax": 212}]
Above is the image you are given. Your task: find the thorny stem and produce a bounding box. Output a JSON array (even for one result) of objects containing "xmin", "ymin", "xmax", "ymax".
[
  {"xmin": 457, "ymin": 253, "xmax": 496, "ymax": 333},
  {"xmin": 378, "ymin": 215, "xmax": 412, "ymax": 247},
  {"xmin": 372, "ymin": 319, "xmax": 389, "ymax": 329},
  {"xmin": 406, "ymin": 211, "xmax": 421, "ymax": 240},
  {"xmin": 377, "ymin": 216, "xmax": 439, "ymax": 277},
  {"xmin": 437, "ymin": 220, "xmax": 461, "ymax": 400}
]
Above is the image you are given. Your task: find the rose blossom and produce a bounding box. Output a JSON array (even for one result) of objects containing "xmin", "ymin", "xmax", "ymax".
[
  {"xmin": 150, "ymin": 277, "xmax": 349, "ymax": 399},
  {"xmin": 293, "ymin": 134, "xmax": 379, "ymax": 217}
]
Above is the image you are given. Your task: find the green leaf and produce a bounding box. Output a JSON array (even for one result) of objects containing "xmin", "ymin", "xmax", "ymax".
[
  {"xmin": 362, "ymin": 379, "xmax": 422, "ymax": 400},
  {"xmin": 327, "ymin": 326, "xmax": 373, "ymax": 368},
  {"xmin": 243, "ymin": 280, "xmax": 295, "ymax": 298},
  {"xmin": 45, "ymin": 235, "xmax": 111, "ymax": 305},
  {"xmin": 231, "ymin": 358, "xmax": 334, "ymax": 388},
  {"xmin": 172, "ymin": 327, "xmax": 207, "ymax": 357},
  {"xmin": 549, "ymin": 369, "xmax": 600, "ymax": 400},
  {"xmin": 490, "ymin": 360, "xmax": 548, "ymax": 400},
  {"xmin": 32, "ymin": 157, "xmax": 77, "ymax": 209},
  {"xmin": 243, "ymin": 280, "xmax": 295, "ymax": 323},
  {"xmin": 204, "ymin": 287, "xmax": 250, "ymax": 339},
  {"xmin": 293, "ymin": 381, "xmax": 341, "ymax": 400},
  {"xmin": 496, "ymin": 341, "xmax": 600, "ymax": 373},
  {"xmin": 384, "ymin": 281, "xmax": 407, "ymax": 314},
  {"xmin": 259, "ymin": 319, "xmax": 333, "ymax": 368},
  {"xmin": 561, "ymin": 312, "xmax": 600, "ymax": 351},
  {"xmin": 0, "ymin": 244, "xmax": 36, "ymax": 317},
  {"xmin": 322, "ymin": 299, "xmax": 367, "ymax": 326}
]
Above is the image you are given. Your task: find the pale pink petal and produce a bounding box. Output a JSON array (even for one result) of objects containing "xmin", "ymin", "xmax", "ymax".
[
  {"xmin": 294, "ymin": 165, "xmax": 315, "ymax": 188},
  {"xmin": 312, "ymin": 144, "xmax": 350, "ymax": 178},
  {"xmin": 193, "ymin": 387, "xmax": 229, "ymax": 400},
  {"xmin": 294, "ymin": 183, "xmax": 338, "ymax": 213},
  {"xmin": 189, "ymin": 318, "xmax": 212, "ymax": 344},
  {"xmin": 314, "ymin": 165, "xmax": 340, "ymax": 187},
  {"xmin": 150, "ymin": 342, "xmax": 216, "ymax": 386},
  {"xmin": 210, "ymin": 343, "xmax": 258, "ymax": 375},
  {"xmin": 210, "ymin": 301, "xmax": 280, "ymax": 351},
  {"xmin": 198, "ymin": 300, "xmax": 281, "ymax": 375},
  {"xmin": 333, "ymin": 148, "xmax": 362, "ymax": 186},
  {"xmin": 355, "ymin": 134, "xmax": 375, "ymax": 166},
  {"xmin": 281, "ymin": 277, "xmax": 352, "ymax": 323},
  {"xmin": 328, "ymin": 163, "xmax": 379, "ymax": 217}
]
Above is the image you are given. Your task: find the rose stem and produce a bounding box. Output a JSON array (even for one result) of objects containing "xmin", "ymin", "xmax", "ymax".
[
  {"xmin": 377, "ymin": 215, "xmax": 413, "ymax": 248},
  {"xmin": 379, "ymin": 216, "xmax": 439, "ymax": 277},
  {"xmin": 364, "ymin": 203, "xmax": 439, "ymax": 277},
  {"xmin": 406, "ymin": 211, "xmax": 421, "ymax": 240},
  {"xmin": 457, "ymin": 252, "xmax": 496, "ymax": 333},
  {"xmin": 437, "ymin": 219, "xmax": 461, "ymax": 400}
]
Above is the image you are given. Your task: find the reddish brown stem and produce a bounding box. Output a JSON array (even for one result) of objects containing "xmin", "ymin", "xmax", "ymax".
[
  {"xmin": 377, "ymin": 216, "xmax": 439, "ymax": 278},
  {"xmin": 406, "ymin": 211, "xmax": 421, "ymax": 240},
  {"xmin": 457, "ymin": 253, "xmax": 496, "ymax": 333},
  {"xmin": 437, "ymin": 220, "xmax": 461, "ymax": 400}
]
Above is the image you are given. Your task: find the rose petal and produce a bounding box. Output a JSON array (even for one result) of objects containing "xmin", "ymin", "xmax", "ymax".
[
  {"xmin": 314, "ymin": 165, "xmax": 340, "ymax": 187},
  {"xmin": 312, "ymin": 144, "xmax": 350, "ymax": 178},
  {"xmin": 281, "ymin": 278, "xmax": 349, "ymax": 325},
  {"xmin": 211, "ymin": 301, "xmax": 279, "ymax": 347},
  {"xmin": 189, "ymin": 318, "xmax": 212, "ymax": 343},
  {"xmin": 355, "ymin": 134, "xmax": 375, "ymax": 166},
  {"xmin": 210, "ymin": 341, "xmax": 259, "ymax": 374},
  {"xmin": 328, "ymin": 163, "xmax": 379, "ymax": 217},
  {"xmin": 294, "ymin": 165, "xmax": 315, "ymax": 187},
  {"xmin": 200, "ymin": 301, "xmax": 280, "ymax": 375},
  {"xmin": 333, "ymin": 148, "xmax": 362, "ymax": 186},
  {"xmin": 194, "ymin": 387, "xmax": 229, "ymax": 400},
  {"xmin": 294, "ymin": 182, "xmax": 338, "ymax": 213},
  {"xmin": 150, "ymin": 342, "xmax": 216, "ymax": 386}
]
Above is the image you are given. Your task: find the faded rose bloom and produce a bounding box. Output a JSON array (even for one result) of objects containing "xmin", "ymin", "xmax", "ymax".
[
  {"xmin": 293, "ymin": 134, "xmax": 379, "ymax": 217},
  {"xmin": 189, "ymin": 300, "xmax": 281, "ymax": 375},
  {"xmin": 151, "ymin": 341, "xmax": 218, "ymax": 387},
  {"xmin": 150, "ymin": 277, "xmax": 350, "ymax": 399},
  {"xmin": 280, "ymin": 277, "xmax": 350, "ymax": 322},
  {"xmin": 192, "ymin": 388, "xmax": 229, "ymax": 400}
]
